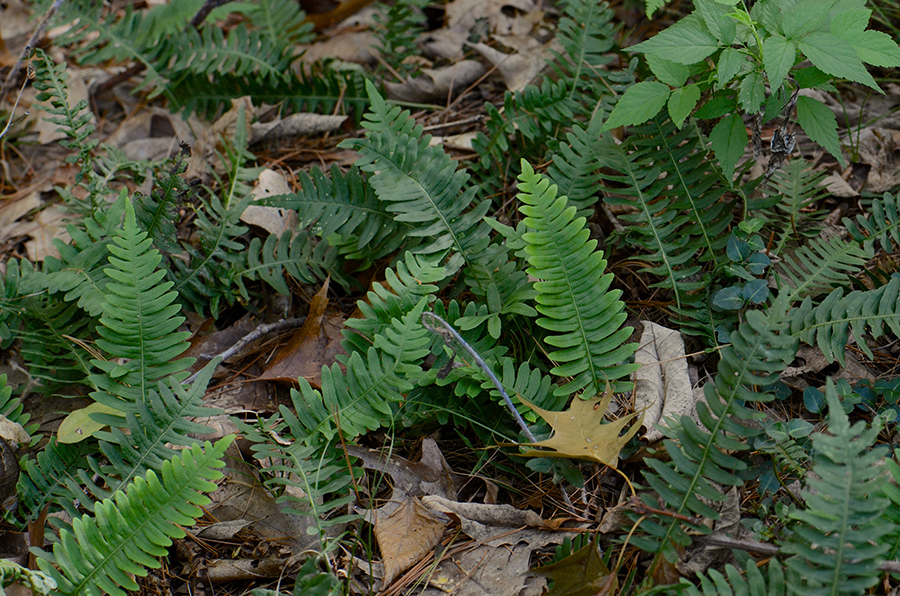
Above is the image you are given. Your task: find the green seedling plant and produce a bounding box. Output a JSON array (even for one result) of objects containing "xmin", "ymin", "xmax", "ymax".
[{"xmin": 604, "ymin": 0, "xmax": 900, "ymax": 180}]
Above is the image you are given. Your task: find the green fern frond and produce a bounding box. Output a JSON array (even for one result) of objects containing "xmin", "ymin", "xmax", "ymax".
[
  {"xmin": 373, "ymin": 0, "xmax": 428, "ymax": 78},
  {"xmin": 517, "ymin": 160, "xmax": 638, "ymax": 396},
  {"xmin": 262, "ymin": 165, "xmax": 408, "ymax": 264},
  {"xmin": 35, "ymin": 437, "xmax": 232, "ymax": 596},
  {"xmin": 134, "ymin": 156, "xmax": 191, "ymax": 255},
  {"xmin": 168, "ymin": 25, "xmax": 294, "ymax": 82},
  {"xmin": 782, "ymin": 381, "xmax": 892, "ymax": 595},
  {"xmin": 293, "ymin": 299, "xmax": 432, "ymax": 443},
  {"xmin": 545, "ymin": 117, "xmax": 611, "ymax": 217},
  {"xmin": 790, "ymin": 275, "xmax": 900, "ymax": 365},
  {"xmin": 846, "ymin": 191, "xmax": 900, "ymax": 254},
  {"xmin": 636, "ymin": 295, "xmax": 797, "ymax": 570},
  {"xmin": 343, "ymin": 81, "xmax": 491, "ymax": 260},
  {"xmin": 685, "ymin": 560, "xmax": 786, "ymax": 596},
  {"xmin": 776, "ymin": 235, "xmax": 872, "ymax": 302},
  {"xmin": 244, "ymin": 230, "xmax": 353, "ymax": 296},
  {"xmin": 18, "ymin": 439, "xmax": 95, "ymax": 521},
  {"xmin": 602, "ymin": 118, "xmax": 733, "ymax": 320},
  {"xmin": 550, "ymin": 0, "xmax": 617, "ymax": 106},
  {"xmin": 761, "ymin": 160, "xmax": 829, "ymax": 254},
  {"xmin": 343, "ymin": 251, "xmax": 457, "ymax": 355},
  {"xmin": 881, "ymin": 452, "xmax": 900, "ymax": 578},
  {"xmin": 30, "ymin": 49, "xmax": 97, "ymax": 179},
  {"xmin": 90, "ymin": 199, "xmax": 193, "ymax": 406}
]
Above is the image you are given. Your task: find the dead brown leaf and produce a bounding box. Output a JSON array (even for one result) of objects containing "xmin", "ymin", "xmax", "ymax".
[
  {"xmin": 259, "ymin": 279, "xmax": 346, "ymax": 387},
  {"xmin": 376, "ymin": 496, "xmax": 448, "ymax": 587}
]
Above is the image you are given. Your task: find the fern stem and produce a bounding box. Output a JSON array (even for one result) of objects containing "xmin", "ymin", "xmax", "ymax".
[{"xmin": 421, "ymin": 312, "xmax": 537, "ymax": 442}]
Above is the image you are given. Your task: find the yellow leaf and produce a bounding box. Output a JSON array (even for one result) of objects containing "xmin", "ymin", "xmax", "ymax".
[
  {"xmin": 57, "ymin": 402, "xmax": 123, "ymax": 444},
  {"xmin": 514, "ymin": 389, "xmax": 642, "ymax": 469}
]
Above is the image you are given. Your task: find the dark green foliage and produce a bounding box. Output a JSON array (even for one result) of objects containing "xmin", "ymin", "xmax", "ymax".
[
  {"xmin": 262, "ymin": 165, "xmax": 408, "ymax": 265},
  {"xmin": 44, "ymin": 0, "xmax": 315, "ymax": 116},
  {"xmin": 34, "ymin": 438, "xmax": 232, "ymax": 596},
  {"xmin": 685, "ymin": 560, "xmax": 786, "ymax": 596},
  {"xmin": 782, "ymin": 382, "xmax": 892, "ymax": 595},
  {"xmin": 517, "ymin": 161, "xmax": 638, "ymax": 396},
  {"xmin": 636, "ymin": 295, "xmax": 797, "ymax": 570},
  {"xmin": 373, "ymin": 0, "xmax": 429, "ymax": 78}
]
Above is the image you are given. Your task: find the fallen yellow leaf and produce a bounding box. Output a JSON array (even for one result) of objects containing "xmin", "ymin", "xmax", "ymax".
[{"xmin": 514, "ymin": 389, "xmax": 642, "ymax": 469}]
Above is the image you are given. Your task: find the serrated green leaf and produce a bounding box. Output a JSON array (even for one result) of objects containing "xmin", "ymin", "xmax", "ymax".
[
  {"xmin": 798, "ymin": 31, "xmax": 880, "ymax": 91},
  {"xmin": 796, "ymin": 96, "xmax": 844, "ymax": 167},
  {"xmin": 762, "ymin": 34, "xmax": 795, "ymax": 92},
  {"xmin": 646, "ymin": 55, "xmax": 691, "ymax": 87},
  {"xmin": 667, "ymin": 84, "xmax": 700, "ymax": 129},
  {"xmin": 716, "ymin": 48, "xmax": 746, "ymax": 88},
  {"xmin": 781, "ymin": 0, "xmax": 838, "ymax": 38},
  {"xmin": 708, "ymin": 113, "xmax": 746, "ymax": 181},
  {"xmin": 850, "ymin": 30, "xmax": 900, "ymax": 67},
  {"xmin": 831, "ymin": 8, "xmax": 870, "ymax": 38},
  {"xmin": 603, "ymin": 81, "xmax": 670, "ymax": 130},
  {"xmin": 738, "ymin": 71, "xmax": 765, "ymax": 113},
  {"xmin": 630, "ymin": 15, "xmax": 720, "ymax": 65},
  {"xmin": 695, "ymin": 0, "xmax": 735, "ymax": 45}
]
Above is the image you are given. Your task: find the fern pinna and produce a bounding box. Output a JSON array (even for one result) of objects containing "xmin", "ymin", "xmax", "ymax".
[{"xmin": 635, "ymin": 295, "xmax": 797, "ymax": 573}]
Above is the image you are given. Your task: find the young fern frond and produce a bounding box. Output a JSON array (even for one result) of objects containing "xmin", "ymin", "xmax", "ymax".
[
  {"xmin": 545, "ymin": 117, "xmax": 612, "ymax": 218},
  {"xmin": 776, "ymin": 235, "xmax": 872, "ymax": 302},
  {"xmin": 133, "ymin": 156, "xmax": 191, "ymax": 255},
  {"xmin": 90, "ymin": 200, "xmax": 193, "ymax": 406},
  {"xmin": 789, "ymin": 275, "xmax": 900, "ymax": 366},
  {"xmin": 761, "ymin": 160, "xmax": 829, "ymax": 254},
  {"xmin": 636, "ymin": 295, "xmax": 797, "ymax": 571},
  {"xmin": 34, "ymin": 438, "xmax": 232, "ymax": 596},
  {"xmin": 373, "ymin": 0, "xmax": 428, "ymax": 78},
  {"xmin": 244, "ymin": 230, "xmax": 352, "ymax": 295},
  {"xmin": 782, "ymin": 381, "xmax": 892, "ymax": 595},
  {"xmin": 846, "ymin": 191, "xmax": 900, "ymax": 254},
  {"xmin": 685, "ymin": 560, "xmax": 786, "ymax": 596},
  {"xmin": 517, "ymin": 161, "xmax": 638, "ymax": 396}
]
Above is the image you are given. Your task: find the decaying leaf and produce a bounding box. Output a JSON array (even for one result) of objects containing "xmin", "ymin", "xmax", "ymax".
[
  {"xmin": 376, "ymin": 496, "xmax": 448, "ymax": 587},
  {"xmin": 57, "ymin": 402, "xmax": 123, "ymax": 444},
  {"xmin": 634, "ymin": 321, "xmax": 696, "ymax": 443},
  {"xmin": 259, "ymin": 278, "xmax": 346, "ymax": 387},
  {"xmin": 530, "ymin": 533, "xmax": 616, "ymax": 596},
  {"xmin": 513, "ymin": 389, "xmax": 641, "ymax": 469}
]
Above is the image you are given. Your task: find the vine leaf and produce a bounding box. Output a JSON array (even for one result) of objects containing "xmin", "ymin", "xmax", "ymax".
[{"xmin": 513, "ymin": 386, "xmax": 642, "ymax": 469}]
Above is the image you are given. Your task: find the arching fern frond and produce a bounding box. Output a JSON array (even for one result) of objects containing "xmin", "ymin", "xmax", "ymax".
[
  {"xmin": 545, "ymin": 117, "xmax": 612, "ymax": 218},
  {"xmin": 244, "ymin": 230, "xmax": 352, "ymax": 296},
  {"xmin": 776, "ymin": 235, "xmax": 871, "ymax": 302},
  {"xmin": 517, "ymin": 160, "xmax": 638, "ymax": 396},
  {"xmin": 261, "ymin": 165, "xmax": 407, "ymax": 264},
  {"xmin": 782, "ymin": 381, "xmax": 892, "ymax": 596},
  {"xmin": 760, "ymin": 160, "xmax": 828, "ymax": 254},
  {"xmin": 789, "ymin": 275, "xmax": 900, "ymax": 366},
  {"xmin": 34, "ymin": 437, "xmax": 232, "ymax": 596},
  {"xmin": 636, "ymin": 295, "xmax": 797, "ymax": 572}
]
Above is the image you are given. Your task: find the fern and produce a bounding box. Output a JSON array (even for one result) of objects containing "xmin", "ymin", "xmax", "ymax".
[
  {"xmin": 90, "ymin": 200, "xmax": 193, "ymax": 406},
  {"xmin": 790, "ymin": 274, "xmax": 900, "ymax": 366},
  {"xmin": 517, "ymin": 161, "xmax": 638, "ymax": 396},
  {"xmin": 373, "ymin": 0, "xmax": 429, "ymax": 78},
  {"xmin": 635, "ymin": 295, "xmax": 797, "ymax": 571},
  {"xmin": 759, "ymin": 160, "xmax": 829, "ymax": 254},
  {"xmin": 244, "ymin": 230, "xmax": 353, "ymax": 296},
  {"xmin": 685, "ymin": 560, "xmax": 786, "ymax": 596},
  {"xmin": 781, "ymin": 381, "xmax": 892, "ymax": 595},
  {"xmin": 775, "ymin": 235, "xmax": 872, "ymax": 302},
  {"xmin": 34, "ymin": 437, "xmax": 232, "ymax": 596},
  {"xmin": 262, "ymin": 165, "xmax": 408, "ymax": 265}
]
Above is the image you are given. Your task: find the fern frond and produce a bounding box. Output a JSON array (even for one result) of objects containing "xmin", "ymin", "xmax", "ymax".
[
  {"xmin": 18, "ymin": 439, "xmax": 96, "ymax": 521},
  {"xmin": 789, "ymin": 275, "xmax": 900, "ymax": 365},
  {"xmin": 761, "ymin": 160, "xmax": 829, "ymax": 254},
  {"xmin": 636, "ymin": 295, "xmax": 797, "ymax": 570},
  {"xmin": 293, "ymin": 299, "xmax": 432, "ymax": 443},
  {"xmin": 846, "ymin": 191, "xmax": 900, "ymax": 254},
  {"xmin": 881, "ymin": 453, "xmax": 900, "ymax": 578},
  {"xmin": 550, "ymin": 0, "xmax": 617, "ymax": 108},
  {"xmin": 343, "ymin": 81, "xmax": 491, "ymax": 260},
  {"xmin": 685, "ymin": 560, "xmax": 786, "ymax": 596},
  {"xmin": 134, "ymin": 156, "xmax": 191, "ymax": 255},
  {"xmin": 776, "ymin": 235, "xmax": 871, "ymax": 302},
  {"xmin": 517, "ymin": 160, "xmax": 638, "ymax": 396},
  {"xmin": 244, "ymin": 230, "xmax": 352, "ymax": 296},
  {"xmin": 262, "ymin": 165, "xmax": 407, "ymax": 264},
  {"xmin": 545, "ymin": 117, "xmax": 611, "ymax": 217},
  {"xmin": 373, "ymin": 0, "xmax": 428, "ymax": 78},
  {"xmin": 90, "ymin": 199, "xmax": 193, "ymax": 406},
  {"xmin": 782, "ymin": 381, "xmax": 892, "ymax": 595},
  {"xmin": 35, "ymin": 437, "xmax": 232, "ymax": 596},
  {"xmin": 601, "ymin": 118, "xmax": 733, "ymax": 325}
]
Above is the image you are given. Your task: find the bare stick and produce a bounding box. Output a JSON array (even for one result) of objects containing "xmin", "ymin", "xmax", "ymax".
[
  {"xmin": 421, "ymin": 312, "xmax": 536, "ymax": 442},
  {"xmin": 182, "ymin": 316, "xmax": 306, "ymax": 385},
  {"xmin": 0, "ymin": 0, "xmax": 65, "ymax": 101}
]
